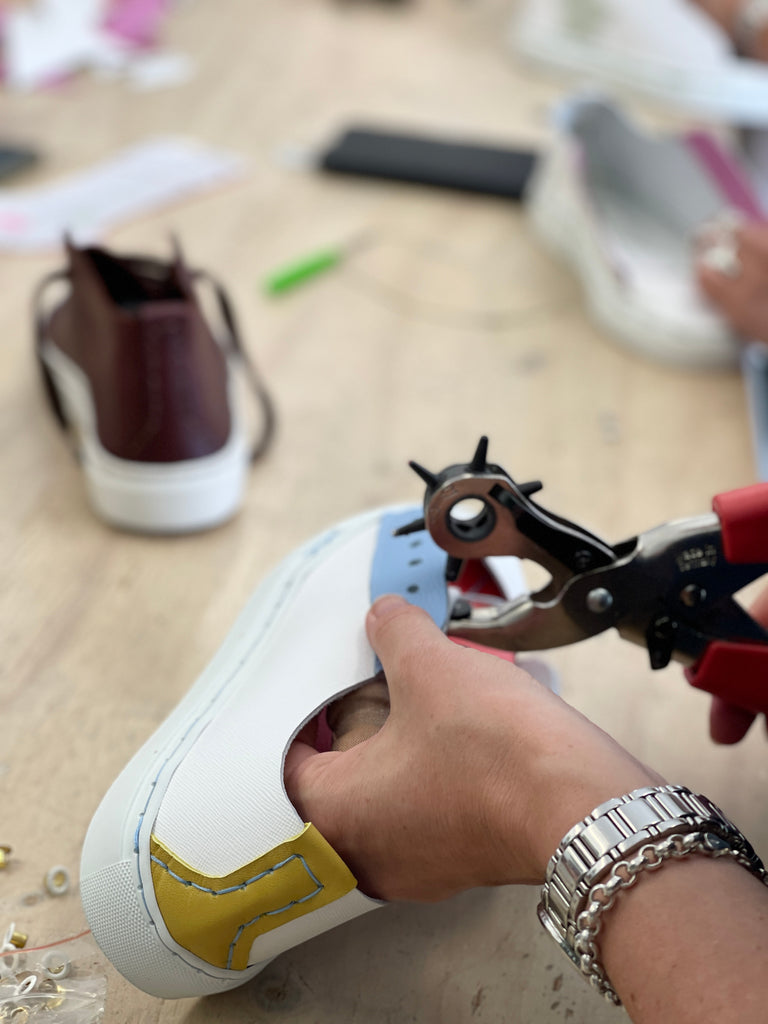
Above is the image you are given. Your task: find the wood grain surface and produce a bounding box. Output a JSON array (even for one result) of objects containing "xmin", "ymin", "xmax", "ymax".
[{"xmin": 1, "ymin": 2, "xmax": 764, "ymax": 1022}]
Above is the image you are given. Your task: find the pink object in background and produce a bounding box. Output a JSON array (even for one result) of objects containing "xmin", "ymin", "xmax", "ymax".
[{"xmin": 103, "ymin": 0, "xmax": 172, "ymax": 48}]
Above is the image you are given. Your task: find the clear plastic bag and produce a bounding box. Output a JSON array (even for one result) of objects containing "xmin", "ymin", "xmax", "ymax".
[{"xmin": 0, "ymin": 938, "xmax": 106, "ymax": 1023}]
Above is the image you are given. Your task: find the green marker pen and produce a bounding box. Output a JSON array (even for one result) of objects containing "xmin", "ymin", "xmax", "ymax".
[
  {"xmin": 263, "ymin": 233, "xmax": 371, "ymax": 296},
  {"xmin": 264, "ymin": 249, "xmax": 343, "ymax": 295}
]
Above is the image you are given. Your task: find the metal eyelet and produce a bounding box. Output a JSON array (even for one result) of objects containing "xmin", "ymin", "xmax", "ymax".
[
  {"xmin": 43, "ymin": 866, "xmax": 70, "ymax": 898},
  {"xmin": 40, "ymin": 952, "xmax": 71, "ymax": 980}
]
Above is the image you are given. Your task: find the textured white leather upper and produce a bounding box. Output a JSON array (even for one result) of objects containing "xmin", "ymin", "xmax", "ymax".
[{"xmin": 152, "ymin": 521, "xmax": 381, "ymax": 874}]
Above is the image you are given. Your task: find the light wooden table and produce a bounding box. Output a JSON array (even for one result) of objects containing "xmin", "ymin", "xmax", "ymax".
[{"xmin": 1, "ymin": 1, "xmax": 766, "ymax": 1021}]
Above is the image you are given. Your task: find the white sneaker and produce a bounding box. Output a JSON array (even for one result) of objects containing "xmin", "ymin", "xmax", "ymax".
[
  {"xmin": 526, "ymin": 96, "xmax": 762, "ymax": 366},
  {"xmin": 512, "ymin": 0, "xmax": 768, "ymax": 126},
  {"xmin": 79, "ymin": 504, "xmax": 526, "ymax": 998}
]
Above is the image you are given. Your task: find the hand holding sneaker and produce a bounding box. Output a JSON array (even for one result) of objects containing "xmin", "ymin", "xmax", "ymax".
[
  {"xmin": 285, "ymin": 594, "xmax": 661, "ymax": 900},
  {"xmin": 80, "ymin": 504, "xmax": 768, "ymax": 1015},
  {"xmin": 288, "ymin": 595, "xmax": 768, "ymax": 1024}
]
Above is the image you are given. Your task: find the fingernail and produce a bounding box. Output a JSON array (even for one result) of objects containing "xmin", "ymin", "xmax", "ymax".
[{"xmin": 369, "ymin": 594, "xmax": 408, "ymax": 619}]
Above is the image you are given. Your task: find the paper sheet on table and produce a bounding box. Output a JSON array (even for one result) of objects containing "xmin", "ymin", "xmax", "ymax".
[{"xmin": 0, "ymin": 137, "xmax": 247, "ymax": 251}]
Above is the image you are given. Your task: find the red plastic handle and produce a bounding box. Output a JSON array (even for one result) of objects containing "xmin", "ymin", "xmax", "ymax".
[
  {"xmin": 712, "ymin": 483, "xmax": 768, "ymax": 564},
  {"xmin": 450, "ymin": 637, "xmax": 516, "ymax": 662},
  {"xmin": 686, "ymin": 641, "xmax": 768, "ymax": 714}
]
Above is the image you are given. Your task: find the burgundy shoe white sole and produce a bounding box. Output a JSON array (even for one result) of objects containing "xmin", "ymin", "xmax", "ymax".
[{"xmin": 41, "ymin": 340, "xmax": 249, "ymax": 533}]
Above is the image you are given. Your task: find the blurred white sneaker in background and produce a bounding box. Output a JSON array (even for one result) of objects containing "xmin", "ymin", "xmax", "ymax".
[
  {"xmin": 512, "ymin": 0, "xmax": 768, "ymax": 126},
  {"xmin": 525, "ymin": 96, "xmax": 763, "ymax": 366}
]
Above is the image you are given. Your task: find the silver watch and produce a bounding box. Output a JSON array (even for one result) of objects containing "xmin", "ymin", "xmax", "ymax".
[{"xmin": 538, "ymin": 785, "xmax": 766, "ymax": 986}]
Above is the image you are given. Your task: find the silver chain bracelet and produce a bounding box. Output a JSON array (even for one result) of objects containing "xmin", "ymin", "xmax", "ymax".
[
  {"xmin": 574, "ymin": 829, "xmax": 768, "ymax": 1005},
  {"xmin": 537, "ymin": 785, "xmax": 768, "ymax": 1007}
]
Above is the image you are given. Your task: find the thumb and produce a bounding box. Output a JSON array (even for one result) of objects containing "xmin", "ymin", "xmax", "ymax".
[{"xmin": 365, "ymin": 594, "xmax": 451, "ymax": 701}]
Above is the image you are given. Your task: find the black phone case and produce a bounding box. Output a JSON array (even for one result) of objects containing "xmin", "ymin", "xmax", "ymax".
[{"xmin": 319, "ymin": 127, "xmax": 538, "ymax": 199}]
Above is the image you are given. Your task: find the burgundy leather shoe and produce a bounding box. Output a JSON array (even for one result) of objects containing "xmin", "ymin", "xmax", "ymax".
[{"xmin": 35, "ymin": 238, "xmax": 275, "ymax": 533}]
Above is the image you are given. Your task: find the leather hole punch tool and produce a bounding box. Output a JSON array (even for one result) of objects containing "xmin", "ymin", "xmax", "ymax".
[{"xmin": 401, "ymin": 437, "xmax": 768, "ymax": 716}]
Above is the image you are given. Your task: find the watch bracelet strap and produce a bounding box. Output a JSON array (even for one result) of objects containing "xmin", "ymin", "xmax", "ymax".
[{"xmin": 537, "ymin": 785, "xmax": 768, "ymax": 1001}]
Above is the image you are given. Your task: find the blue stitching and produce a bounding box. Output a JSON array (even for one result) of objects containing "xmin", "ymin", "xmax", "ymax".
[
  {"xmin": 150, "ymin": 851, "xmax": 324, "ymax": 969},
  {"xmin": 149, "ymin": 852, "xmax": 320, "ymax": 897},
  {"xmin": 227, "ymin": 859, "xmax": 323, "ymax": 967}
]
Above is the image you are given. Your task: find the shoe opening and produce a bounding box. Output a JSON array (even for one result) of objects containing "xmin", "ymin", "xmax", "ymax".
[{"xmin": 85, "ymin": 248, "xmax": 186, "ymax": 308}]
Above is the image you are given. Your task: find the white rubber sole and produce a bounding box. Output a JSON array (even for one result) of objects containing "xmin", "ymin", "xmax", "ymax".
[
  {"xmin": 41, "ymin": 341, "xmax": 249, "ymax": 533},
  {"xmin": 525, "ymin": 147, "xmax": 737, "ymax": 368}
]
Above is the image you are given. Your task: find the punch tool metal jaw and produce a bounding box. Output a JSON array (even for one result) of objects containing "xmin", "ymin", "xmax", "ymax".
[{"xmin": 399, "ymin": 437, "xmax": 768, "ymax": 715}]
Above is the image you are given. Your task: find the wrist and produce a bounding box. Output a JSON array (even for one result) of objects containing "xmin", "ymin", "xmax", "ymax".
[
  {"xmin": 536, "ymin": 784, "xmax": 768, "ymax": 1008},
  {"xmin": 481, "ymin": 713, "xmax": 663, "ymax": 885},
  {"xmin": 602, "ymin": 856, "xmax": 768, "ymax": 1020}
]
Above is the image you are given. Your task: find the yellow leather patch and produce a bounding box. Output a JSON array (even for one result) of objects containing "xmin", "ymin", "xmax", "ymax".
[{"xmin": 149, "ymin": 825, "xmax": 356, "ymax": 970}]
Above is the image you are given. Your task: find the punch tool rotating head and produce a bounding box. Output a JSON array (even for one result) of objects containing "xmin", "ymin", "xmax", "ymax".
[{"xmin": 400, "ymin": 437, "xmax": 768, "ymax": 715}]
